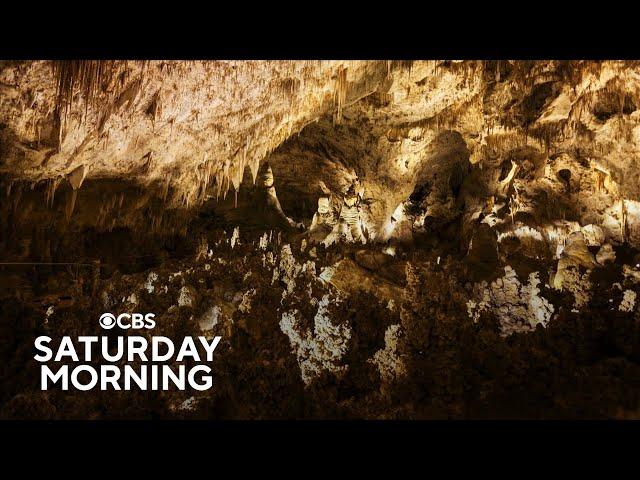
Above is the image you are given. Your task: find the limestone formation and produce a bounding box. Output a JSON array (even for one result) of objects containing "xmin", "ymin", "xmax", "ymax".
[
  {"xmin": 323, "ymin": 181, "xmax": 368, "ymax": 246},
  {"xmin": 307, "ymin": 196, "xmax": 336, "ymax": 244},
  {"xmin": 261, "ymin": 164, "xmax": 303, "ymax": 231}
]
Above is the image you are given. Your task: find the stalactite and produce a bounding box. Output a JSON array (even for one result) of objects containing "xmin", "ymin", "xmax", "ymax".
[
  {"xmin": 65, "ymin": 189, "xmax": 77, "ymax": 222},
  {"xmin": 161, "ymin": 173, "xmax": 171, "ymax": 203},
  {"xmin": 334, "ymin": 67, "xmax": 348, "ymax": 125},
  {"xmin": 10, "ymin": 182, "xmax": 22, "ymax": 215},
  {"xmin": 67, "ymin": 164, "xmax": 86, "ymax": 191},
  {"xmin": 250, "ymin": 154, "xmax": 260, "ymax": 185},
  {"xmin": 51, "ymin": 60, "xmax": 134, "ymax": 125},
  {"xmin": 215, "ymin": 169, "xmax": 223, "ymax": 201},
  {"xmin": 621, "ymin": 199, "xmax": 629, "ymax": 242},
  {"xmin": 231, "ymin": 155, "xmax": 244, "ymax": 193},
  {"xmin": 45, "ymin": 177, "xmax": 62, "ymax": 208}
]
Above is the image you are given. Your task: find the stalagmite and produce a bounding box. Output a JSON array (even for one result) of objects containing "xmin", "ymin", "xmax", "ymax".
[
  {"xmin": 260, "ymin": 164, "xmax": 303, "ymax": 231},
  {"xmin": 497, "ymin": 161, "xmax": 519, "ymax": 198},
  {"xmin": 621, "ymin": 199, "xmax": 629, "ymax": 243},
  {"xmin": 552, "ymin": 231, "xmax": 597, "ymax": 292},
  {"xmin": 307, "ymin": 196, "xmax": 336, "ymax": 244},
  {"xmin": 323, "ymin": 181, "xmax": 367, "ymax": 247}
]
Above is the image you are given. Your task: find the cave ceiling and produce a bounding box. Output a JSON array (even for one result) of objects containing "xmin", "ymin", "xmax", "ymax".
[{"xmin": 2, "ymin": 60, "xmax": 640, "ymax": 227}]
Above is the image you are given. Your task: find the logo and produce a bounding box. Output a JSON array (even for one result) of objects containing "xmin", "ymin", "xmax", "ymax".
[
  {"xmin": 99, "ymin": 313, "xmax": 156, "ymax": 330},
  {"xmin": 35, "ymin": 312, "xmax": 220, "ymax": 392},
  {"xmin": 99, "ymin": 313, "xmax": 117, "ymax": 329}
]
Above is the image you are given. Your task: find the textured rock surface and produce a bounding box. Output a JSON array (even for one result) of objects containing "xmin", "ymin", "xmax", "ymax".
[
  {"xmin": 4, "ymin": 61, "xmax": 640, "ymax": 233},
  {"xmin": 469, "ymin": 266, "xmax": 555, "ymax": 336},
  {"xmin": 0, "ymin": 60, "xmax": 387, "ymax": 207}
]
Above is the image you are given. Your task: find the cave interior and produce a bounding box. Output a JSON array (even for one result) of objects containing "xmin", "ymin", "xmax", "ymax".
[{"xmin": 1, "ymin": 60, "xmax": 640, "ymax": 419}]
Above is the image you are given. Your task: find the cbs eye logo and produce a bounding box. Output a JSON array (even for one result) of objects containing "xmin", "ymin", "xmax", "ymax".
[
  {"xmin": 99, "ymin": 313, "xmax": 156, "ymax": 330},
  {"xmin": 99, "ymin": 313, "xmax": 117, "ymax": 329}
]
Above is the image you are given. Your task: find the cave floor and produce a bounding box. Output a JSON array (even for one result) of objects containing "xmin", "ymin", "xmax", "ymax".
[{"xmin": 1, "ymin": 220, "xmax": 639, "ymax": 420}]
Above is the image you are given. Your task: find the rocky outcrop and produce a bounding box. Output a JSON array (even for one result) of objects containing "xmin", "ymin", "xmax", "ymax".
[{"xmin": 468, "ymin": 266, "xmax": 555, "ymax": 337}]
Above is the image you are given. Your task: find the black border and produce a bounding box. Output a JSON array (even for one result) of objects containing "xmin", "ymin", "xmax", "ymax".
[
  {"xmin": 3, "ymin": 420, "xmax": 638, "ymax": 449},
  {"xmin": 2, "ymin": 8, "xmax": 639, "ymax": 464},
  {"xmin": 2, "ymin": 420, "xmax": 638, "ymax": 473},
  {"xmin": 1, "ymin": 9, "xmax": 638, "ymax": 59}
]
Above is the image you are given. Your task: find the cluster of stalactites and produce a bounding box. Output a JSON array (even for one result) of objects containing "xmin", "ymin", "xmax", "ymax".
[
  {"xmin": 40, "ymin": 60, "xmax": 640, "ymax": 213},
  {"xmin": 155, "ymin": 61, "xmax": 393, "ymax": 208},
  {"xmin": 42, "ymin": 60, "xmax": 490, "ymax": 211}
]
